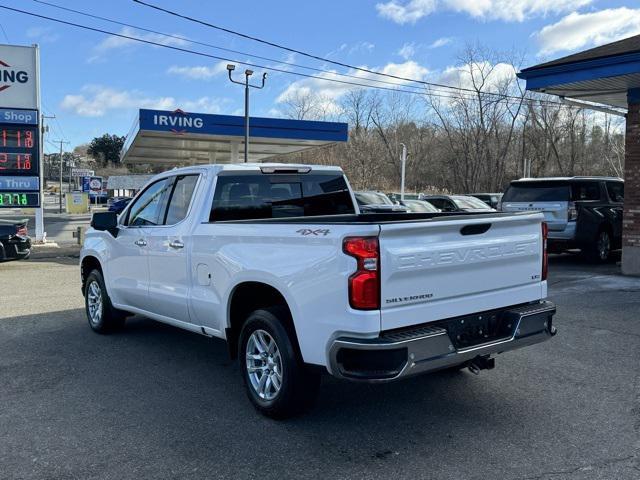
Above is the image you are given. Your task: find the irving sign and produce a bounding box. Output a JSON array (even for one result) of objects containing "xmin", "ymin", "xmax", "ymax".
[{"xmin": 0, "ymin": 45, "xmax": 38, "ymax": 110}]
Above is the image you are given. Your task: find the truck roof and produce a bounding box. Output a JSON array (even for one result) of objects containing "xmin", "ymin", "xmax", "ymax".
[{"xmin": 158, "ymin": 163, "xmax": 344, "ymax": 176}]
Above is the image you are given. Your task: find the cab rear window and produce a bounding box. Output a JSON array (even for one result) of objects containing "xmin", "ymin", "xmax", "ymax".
[{"xmin": 210, "ymin": 173, "xmax": 355, "ymax": 221}]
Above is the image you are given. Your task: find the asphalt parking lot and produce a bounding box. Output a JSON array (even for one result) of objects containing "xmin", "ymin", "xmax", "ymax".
[{"xmin": 0, "ymin": 254, "xmax": 638, "ymax": 479}]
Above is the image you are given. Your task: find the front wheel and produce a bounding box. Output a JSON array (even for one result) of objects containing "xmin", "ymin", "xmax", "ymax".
[
  {"xmin": 239, "ymin": 307, "xmax": 320, "ymax": 419},
  {"xmin": 84, "ymin": 269, "xmax": 126, "ymax": 333}
]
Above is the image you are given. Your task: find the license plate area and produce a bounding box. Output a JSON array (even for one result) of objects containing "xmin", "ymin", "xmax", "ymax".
[{"xmin": 438, "ymin": 309, "xmax": 517, "ymax": 349}]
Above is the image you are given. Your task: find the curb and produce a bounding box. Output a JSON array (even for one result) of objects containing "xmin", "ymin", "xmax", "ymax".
[{"xmin": 30, "ymin": 245, "xmax": 81, "ymax": 260}]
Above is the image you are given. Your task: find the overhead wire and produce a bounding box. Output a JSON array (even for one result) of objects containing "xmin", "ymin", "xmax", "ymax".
[
  {"xmin": 32, "ymin": 0, "xmax": 429, "ymax": 94},
  {"xmin": 4, "ymin": 3, "xmax": 583, "ymax": 109},
  {"xmin": 132, "ymin": 0, "xmax": 565, "ymax": 105},
  {"xmin": 0, "ymin": 22, "xmax": 9, "ymax": 43},
  {"xmin": 0, "ymin": 4, "xmax": 504, "ymax": 104}
]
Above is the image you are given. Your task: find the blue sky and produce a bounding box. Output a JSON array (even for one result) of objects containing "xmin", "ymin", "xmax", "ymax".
[{"xmin": 0, "ymin": 0, "xmax": 637, "ymax": 152}]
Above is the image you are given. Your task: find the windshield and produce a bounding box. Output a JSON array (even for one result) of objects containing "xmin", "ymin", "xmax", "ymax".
[
  {"xmin": 403, "ymin": 200, "xmax": 438, "ymax": 213},
  {"xmin": 355, "ymin": 192, "xmax": 393, "ymax": 205},
  {"xmin": 503, "ymin": 182, "xmax": 570, "ymax": 202},
  {"xmin": 452, "ymin": 196, "xmax": 493, "ymax": 210}
]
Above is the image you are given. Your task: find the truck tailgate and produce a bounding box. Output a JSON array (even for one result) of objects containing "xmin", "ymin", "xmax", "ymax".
[{"xmin": 379, "ymin": 213, "xmax": 545, "ymax": 331}]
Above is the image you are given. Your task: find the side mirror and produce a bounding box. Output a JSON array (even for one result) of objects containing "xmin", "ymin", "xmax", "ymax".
[{"xmin": 91, "ymin": 212, "xmax": 119, "ymax": 237}]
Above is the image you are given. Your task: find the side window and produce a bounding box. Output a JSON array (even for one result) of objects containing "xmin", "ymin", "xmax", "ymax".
[
  {"xmin": 445, "ymin": 200, "xmax": 457, "ymax": 211},
  {"xmin": 571, "ymin": 182, "xmax": 600, "ymax": 201},
  {"xmin": 126, "ymin": 179, "xmax": 172, "ymax": 226},
  {"xmin": 164, "ymin": 175, "xmax": 199, "ymax": 225},
  {"xmin": 427, "ymin": 198, "xmax": 445, "ymax": 209},
  {"xmin": 606, "ymin": 181, "xmax": 624, "ymax": 203}
]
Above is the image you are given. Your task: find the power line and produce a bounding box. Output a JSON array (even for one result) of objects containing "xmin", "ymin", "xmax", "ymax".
[
  {"xmin": 132, "ymin": 0, "xmax": 548, "ymax": 104},
  {"xmin": 0, "ymin": 22, "xmax": 9, "ymax": 43},
  {"xmin": 2, "ymin": 4, "xmax": 578, "ymax": 109},
  {"xmin": 0, "ymin": 4, "xmax": 478, "ymax": 102},
  {"xmin": 31, "ymin": 0, "xmax": 428, "ymax": 94},
  {"xmin": 38, "ymin": 0, "xmax": 550, "ymax": 104}
]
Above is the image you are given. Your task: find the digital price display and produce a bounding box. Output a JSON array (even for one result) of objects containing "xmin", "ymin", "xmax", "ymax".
[
  {"xmin": 0, "ymin": 192, "xmax": 40, "ymax": 207},
  {"xmin": 1, "ymin": 128, "xmax": 35, "ymax": 148},
  {"xmin": 0, "ymin": 126, "xmax": 39, "ymax": 176},
  {"xmin": 0, "ymin": 153, "xmax": 34, "ymax": 172},
  {"xmin": 0, "ymin": 109, "xmax": 41, "ymax": 208}
]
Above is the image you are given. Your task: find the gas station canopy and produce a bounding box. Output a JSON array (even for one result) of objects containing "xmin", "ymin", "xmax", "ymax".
[
  {"xmin": 121, "ymin": 109, "xmax": 348, "ymax": 165},
  {"xmin": 517, "ymin": 35, "xmax": 640, "ymax": 109}
]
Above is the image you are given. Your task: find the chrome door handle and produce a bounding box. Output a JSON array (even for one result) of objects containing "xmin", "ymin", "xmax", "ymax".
[
  {"xmin": 169, "ymin": 240, "xmax": 184, "ymax": 249},
  {"xmin": 134, "ymin": 239, "xmax": 147, "ymax": 247}
]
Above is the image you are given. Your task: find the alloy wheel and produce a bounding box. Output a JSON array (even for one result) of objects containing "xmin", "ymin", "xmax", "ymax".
[
  {"xmin": 245, "ymin": 329, "xmax": 283, "ymax": 401},
  {"xmin": 87, "ymin": 280, "xmax": 103, "ymax": 325}
]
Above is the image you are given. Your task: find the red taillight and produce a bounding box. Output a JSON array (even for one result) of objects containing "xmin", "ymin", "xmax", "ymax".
[
  {"xmin": 343, "ymin": 236, "xmax": 380, "ymax": 310},
  {"xmin": 16, "ymin": 225, "xmax": 28, "ymax": 237},
  {"xmin": 542, "ymin": 222, "xmax": 548, "ymax": 281}
]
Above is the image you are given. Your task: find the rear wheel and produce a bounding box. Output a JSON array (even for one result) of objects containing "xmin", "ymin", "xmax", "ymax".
[
  {"xmin": 84, "ymin": 269, "xmax": 126, "ymax": 333},
  {"xmin": 584, "ymin": 228, "xmax": 611, "ymax": 263},
  {"xmin": 239, "ymin": 307, "xmax": 320, "ymax": 419}
]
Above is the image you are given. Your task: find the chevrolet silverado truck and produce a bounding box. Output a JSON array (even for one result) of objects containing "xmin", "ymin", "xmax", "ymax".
[{"xmin": 81, "ymin": 164, "xmax": 556, "ymax": 418}]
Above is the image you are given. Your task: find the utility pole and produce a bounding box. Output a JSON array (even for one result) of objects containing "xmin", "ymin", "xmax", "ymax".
[
  {"xmin": 54, "ymin": 139, "xmax": 69, "ymax": 213},
  {"xmin": 226, "ymin": 64, "xmax": 267, "ymax": 163},
  {"xmin": 400, "ymin": 143, "xmax": 407, "ymax": 201}
]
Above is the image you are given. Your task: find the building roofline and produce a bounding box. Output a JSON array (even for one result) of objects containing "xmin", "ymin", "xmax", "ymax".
[{"xmin": 520, "ymin": 34, "xmax": 640, "ymax": 75}]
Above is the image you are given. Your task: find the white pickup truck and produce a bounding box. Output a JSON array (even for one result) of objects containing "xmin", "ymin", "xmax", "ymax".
[{"xmin": 81, "ymin": 164, "xmax": 556, "ymax": 418}]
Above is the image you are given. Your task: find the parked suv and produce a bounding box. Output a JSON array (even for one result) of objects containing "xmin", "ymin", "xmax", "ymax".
[{"xmin": 501, "ymin": 177, "xmax": 624, "ymax": 262}]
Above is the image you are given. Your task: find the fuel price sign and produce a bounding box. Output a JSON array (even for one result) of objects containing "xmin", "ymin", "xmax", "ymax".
[
  {"xmin": 0, "ymin": 108, "xmax": 40, "ymax": 208},
  {"xmin": 0, "ymin": 126, "xmax": 38, "ymax": 176}
]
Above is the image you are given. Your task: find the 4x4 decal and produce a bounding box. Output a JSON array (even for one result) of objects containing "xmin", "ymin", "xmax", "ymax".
[{"xmin": 296, "ymin": 228, "xmax": 330, "ymax": 237}]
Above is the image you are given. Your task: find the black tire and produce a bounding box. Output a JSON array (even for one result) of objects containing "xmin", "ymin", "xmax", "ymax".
[
  {"xmin": 584, "ymin": 228, "xmax": 612, "ymax": 263},
  {"xmin": 84, "ymin": 269, "xmax": 126, "ymax": 334},
  {"xmin": 239, "ymin": 307, "xmax": 320, "ymax": 419}
]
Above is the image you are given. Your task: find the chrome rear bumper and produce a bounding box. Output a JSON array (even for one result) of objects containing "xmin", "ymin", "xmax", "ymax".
[{"xmin": 329, "ymin": 301, "xmax": 557, "ymax": 382}]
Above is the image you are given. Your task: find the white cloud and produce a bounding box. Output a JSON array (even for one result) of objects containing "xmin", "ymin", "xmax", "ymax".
[
  {"xmin": 276, "ymin": 60, "xmax": 429, "ymax": 114},
  {"xmin": 26, "ymin": 27, "xmax": 59, "ymax": 43},
  {"xmin": 398, "ymin": 42, "xmax": 417, "ymax": 60},
  {"xmin": 328, "ymin": 42, "xmax": 375, "ymax": 58},
  {"xmin": 376, "ymin": 0, "xmax": 593, "ymax": 24},
  {"xmin": 535, "ymin": 8, "xmax": 640, "ymax": 56},
  {"xmin": 167, "ymin": 61, "xmax": 229, "ymax": 80},
  {"xmin": 397, "ymin": 38, "xmax": 451, "ymax": 60},
  {"xmin": 429, "ymin": 37, "xmax": 452, "ymax": 49},
  {"xmin": 61, "ymin": 85, "xmax": 228, "ymax": 117},
  {"xmin": 437, "ymin": 61, "xmax": 517, "ymax": 93},
  {"xmin": 376, "ymin": 0, "xmax": 436, "ymax": 24},
  {"xmin": 89, "ymin": 27, "xmax": 189, "ymax": 62}
]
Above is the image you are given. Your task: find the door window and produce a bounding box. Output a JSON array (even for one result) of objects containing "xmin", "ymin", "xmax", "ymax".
[
  {"xmin": 164, "ymin": 175, "xmax": 199, "ymax": 225},
  {"xmin": 606, "ymin": 181, "xmax": 624, "ymax": 203},
  {"xmin": 126, "ymin": 178, "xmax": 172, "ymax": 226}
]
